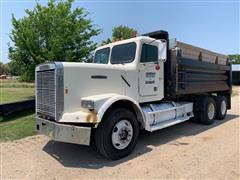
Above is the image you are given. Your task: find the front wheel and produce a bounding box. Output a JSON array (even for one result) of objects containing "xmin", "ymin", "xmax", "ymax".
[{"xmin": 95, "ymin": 108, "xmax": 139, "ymax": 160}]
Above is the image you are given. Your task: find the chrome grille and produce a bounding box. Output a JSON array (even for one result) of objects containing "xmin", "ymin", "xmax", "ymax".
[{"xmin": 36, "ymin": 69, "xmax": 56, "ymax": 119}]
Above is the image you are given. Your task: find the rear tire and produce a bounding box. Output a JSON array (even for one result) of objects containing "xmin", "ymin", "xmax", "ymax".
[
  {"xmin": 95, "ymin": 108, "xmax": 139, "ymax": 160},
  {"xmin": 195, "ymin": 97, "xmax": 216, "ymax": 125},
  {"xmin": 214, "ymin": 96, "xmax": 227, "ymax": 120}
]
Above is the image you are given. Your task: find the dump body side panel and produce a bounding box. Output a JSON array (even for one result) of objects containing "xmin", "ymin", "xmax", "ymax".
[{"xmin": 165, "ymin": 40, "xmax": 231, "ymax": 103}]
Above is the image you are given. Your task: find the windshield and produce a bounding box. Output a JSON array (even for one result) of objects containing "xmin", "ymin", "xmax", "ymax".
[
  {"xmin": 110, "ymin": 42, "xmax": 136, "ymax": 64},
  {"xmin": 93, "ymin": 47, "xmax": 110, "ymax": 64}
]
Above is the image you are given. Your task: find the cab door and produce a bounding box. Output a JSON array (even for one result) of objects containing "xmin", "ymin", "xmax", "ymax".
[{"xmin": 139, "ymin": 43, "xmax": 162, "ymax": 97}]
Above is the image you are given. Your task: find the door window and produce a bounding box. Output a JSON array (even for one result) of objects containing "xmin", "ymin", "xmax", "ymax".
[{"xmin": 140, "ymin": 44, "xmax": 158, "ymax": 63}]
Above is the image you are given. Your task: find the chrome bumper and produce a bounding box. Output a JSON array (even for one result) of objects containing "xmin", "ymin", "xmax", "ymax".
[{"xmin": 36, "ymin": 117, "xmax": 91, "ymax": 145}]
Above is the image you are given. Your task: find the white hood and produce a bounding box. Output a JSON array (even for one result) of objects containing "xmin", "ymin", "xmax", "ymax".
[{"xmin": 62, "ymin": 62, "xmax": 126, "ymax": 113}]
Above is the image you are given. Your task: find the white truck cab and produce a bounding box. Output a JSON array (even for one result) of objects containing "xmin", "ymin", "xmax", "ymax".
[{"xmin": 36, "ymin": 30, "xmax": 231, "ymax": 159}]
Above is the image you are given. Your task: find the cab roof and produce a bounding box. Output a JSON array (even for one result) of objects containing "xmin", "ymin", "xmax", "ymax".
[{"xmin": 96, "ymin": 36, "xmax": 156, "ymax": 51}]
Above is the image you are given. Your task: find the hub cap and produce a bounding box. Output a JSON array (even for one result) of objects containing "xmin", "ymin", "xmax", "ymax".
[
  {"xmin": 111, "ymin": 120, "xmax": 133, "ymax": 150},
  {"xmin": 208, "ymin": 103, "xmax": 215, "ymax": 120},
  {"xmin": 221, "ymin": 100, "xmax": 227, "ymax": 115}
]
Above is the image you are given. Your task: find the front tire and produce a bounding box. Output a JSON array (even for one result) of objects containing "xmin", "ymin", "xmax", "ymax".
[{"xmin": 95, "ymin": 108, "xmax": 139, "ymax": 160}]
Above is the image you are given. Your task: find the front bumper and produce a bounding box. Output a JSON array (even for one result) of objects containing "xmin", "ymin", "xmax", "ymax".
[{"xmin": 36, "ymin": 117, "xmax": 91, "ymax": 145}]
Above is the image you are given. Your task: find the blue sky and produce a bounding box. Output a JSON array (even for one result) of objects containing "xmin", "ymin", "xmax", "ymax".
[{"xmin": 0, "ymin": 0, "xmax": 239, "ymax": 63}]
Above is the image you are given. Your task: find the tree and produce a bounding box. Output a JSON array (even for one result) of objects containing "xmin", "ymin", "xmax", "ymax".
[
  {"xmin": 101, "ymin": 38, "xmax": 112, "ymax": 46},
  {"xmin": 9, "ymin": 0, "xmax": 101, "ymax": 81},
  {"xmin": 101, "ymin": 25, "xmax": 138, "ymax": 45},
  {"xmin": 112, "ymin": 25, "xmax": 137, "ymax": 41},
  {"xmin": 0, "ymin": 62, "xmax": 8, "ymax": 75},
  {"xmin": 228, "ymin": 54, "xmax": 240, "ymax": 64},
  {"xmin": 5, "ymin": 61, "xmax": 21, "ymax": 76}
]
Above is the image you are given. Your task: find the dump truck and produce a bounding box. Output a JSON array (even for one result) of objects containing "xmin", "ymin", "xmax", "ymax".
[{"xmin": 35, "ymin": 30, "xmax": 231, "ymax": 160}]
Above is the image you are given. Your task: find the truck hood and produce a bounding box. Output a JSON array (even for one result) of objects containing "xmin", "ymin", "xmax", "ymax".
[{"xmin": 62, "ymin": 62, "xmax": 126, "ymax": 113}]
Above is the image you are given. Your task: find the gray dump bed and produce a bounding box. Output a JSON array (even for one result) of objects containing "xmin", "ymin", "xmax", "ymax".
[{"xmin": 165, "ymin": 39, "xmax": 231, "ymax": 97}]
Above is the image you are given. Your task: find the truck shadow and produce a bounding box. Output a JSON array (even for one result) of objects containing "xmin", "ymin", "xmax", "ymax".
[{"xmin": 42, "ymin": 114, "xmax": 238, "ymax": 169}]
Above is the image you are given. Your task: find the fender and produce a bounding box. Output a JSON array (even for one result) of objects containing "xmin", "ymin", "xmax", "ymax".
[
  {"xmin": 60, "ymin": 93, "xmax": 146, "ymax": 127},
  {"xmin": 97, "ymin": 94, "xmax": 146, "ymax": 127}
]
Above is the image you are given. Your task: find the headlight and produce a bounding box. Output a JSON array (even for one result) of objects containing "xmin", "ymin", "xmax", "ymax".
[{"xmin": 81, "ymin": 100, "xmax": 94, "ymax": 110}]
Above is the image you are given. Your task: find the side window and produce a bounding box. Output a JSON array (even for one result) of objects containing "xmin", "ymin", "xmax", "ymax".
[
  {"xmin": 94, "ymin": 47, "xmax": 110, "ymax": 64},
  {"xmin": 140, "ymin": 44, "xmax": 158, "ymax": 63}
]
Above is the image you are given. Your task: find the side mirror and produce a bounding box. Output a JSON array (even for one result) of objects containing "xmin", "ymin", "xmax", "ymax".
[{"xmin": 158, "ymin": 40, "xmax": 167, "ymax": 62}]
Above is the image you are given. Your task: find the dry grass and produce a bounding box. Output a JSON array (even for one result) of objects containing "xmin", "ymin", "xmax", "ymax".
[{"xmin": 232, "ymin": 85, "xmax": 240, "ymax": 96}]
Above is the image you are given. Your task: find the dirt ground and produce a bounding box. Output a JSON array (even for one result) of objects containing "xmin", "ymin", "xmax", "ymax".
[{"xmin": 1, "ymin": 89, "xmax": 239, "ymax": 179}]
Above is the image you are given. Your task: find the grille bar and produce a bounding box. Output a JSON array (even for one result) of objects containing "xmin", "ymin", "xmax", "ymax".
[{"xmin": 36, "ymin": 69, "xmax": 56, "ymax": 119}]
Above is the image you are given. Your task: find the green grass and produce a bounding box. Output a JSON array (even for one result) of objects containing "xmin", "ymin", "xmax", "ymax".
[
  {"xmin": 0, "ymin": 110, "xmax": 37, "ymax": 142},
  {"xmin": 0, "ymin": 81, "xmax": 37, "ymax": 141},
  {"xmin": 0, "ymin": 87, "xmax": 35, "ymax": 104},
  {"xmin": 0, "ymin": 81, "xmax": 35, "ymax": 88},
  {"xmin": 0, "ymin": 80, "xmax": 35, "ymax": 104}
]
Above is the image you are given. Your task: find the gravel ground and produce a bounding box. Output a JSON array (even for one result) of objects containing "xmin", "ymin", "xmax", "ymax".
[{"xmin": 1, "ymin": 88, "xmax": 239, "ymax": 179}]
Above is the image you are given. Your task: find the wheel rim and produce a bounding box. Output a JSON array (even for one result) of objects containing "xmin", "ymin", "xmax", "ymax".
[
  {"xmin": 111, "ymin": 120, "xmax": 133, "ymax": 150},
  {"xmin": 208, "ymin": 103, "xmax": 215, "ymax": 120},
  {"xmin": 221, "ymin": 100, "xmax": 227, "ymax": 115}
]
